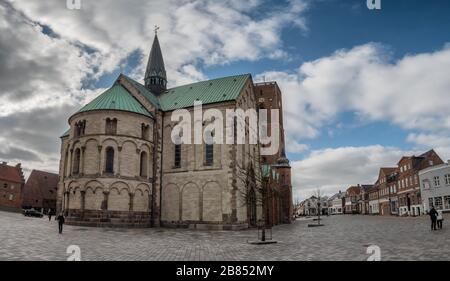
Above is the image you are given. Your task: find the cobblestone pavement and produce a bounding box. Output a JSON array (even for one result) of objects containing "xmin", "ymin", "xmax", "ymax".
[{"xmin": 0, "ymin": 211, "xmax": 449, "ymax": 261}]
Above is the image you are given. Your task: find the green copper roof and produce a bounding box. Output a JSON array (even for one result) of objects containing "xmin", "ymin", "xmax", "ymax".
[
  {"xmin": 121, "ymin": 74, "xmax": 161, "ymax": 109},
  {"xmin": 261, "ymin": 164, "xmax": 271, "ymax": 178},
  {"xmin": 77, "ymin": 84, "xmax": 153, "ymax": 117},
  {"xmin": 159, "ymin": 74, "xmax": 250, "ymax": 111},
  {"xmin": 60, "ymin": 129, "xmax": 69, "ymax": 138}
]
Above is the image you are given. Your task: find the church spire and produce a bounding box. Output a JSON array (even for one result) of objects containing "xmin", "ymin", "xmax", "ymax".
[{"xmin": 144, "ymin": 26, "xmax": 167, "ymax": 95}]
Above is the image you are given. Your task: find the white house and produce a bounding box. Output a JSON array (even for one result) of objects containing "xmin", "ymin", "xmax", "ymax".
[
  {"xmin": 419, "ymin": 161, "xmax": 450, "ymax": 213},
  {"xmin": 328, "ymin": 191, "xmax": 344, "ymax": 215}
]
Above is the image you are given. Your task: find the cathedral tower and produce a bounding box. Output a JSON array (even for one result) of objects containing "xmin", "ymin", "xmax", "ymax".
[{"xmin": 144, "ymin": 28, "xmax": 167, "ymax": 95}]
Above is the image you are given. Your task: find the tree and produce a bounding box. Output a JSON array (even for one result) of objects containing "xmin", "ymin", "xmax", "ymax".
[{"xmin": 235, "ymin": 153, "xmax": 281, "ymax": 242}]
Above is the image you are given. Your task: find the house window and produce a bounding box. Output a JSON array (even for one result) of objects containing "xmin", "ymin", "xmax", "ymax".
[
  {"xmin": 434, "ymin": 197, "xmax": 443, "ymax": 209},
  {"xmin": 429, "ymin": 198, "xmax": 434, "ymax": 208},
  {"xmin": 8, "ymin": 194, "xmax": 13, "ymax": 201},
  {"xmin": 422, "ymin": 180, "xmax": 430, "ymax": 189},
  {"xmin": 444, "ymin": 196, "xmax": 450, "ymax": 209},
  {"xmin": 105, "ymin": 118, "xmax": 117, "ymax": 135},
  {"xmin": 445, "ymin": 174, "xmax": 450, "ymax": 185},
  {"xmin": 174, "ymin": 144, "xmax": 181, "ymax": 168},
  {"xmin": 105, "ymin": 147, "xmax": 114, "ymax": 173},
  {"xmin": 72, "ymin": 148, "xmax": 81, "ymax": 175},
  {"xmin": 140, "ymin": 152, "xmax": 148, "ymax": 177},
  {"xmin": 429, "ymin": 160, "xmax": 434, "ymax": 166},
  {"xmin": 3, "ymin": 183, "xmax": 7, "ymax": 189},
  {"xmin": 434, "ymin": 176, "xmax": 440, "ymax": 187}
]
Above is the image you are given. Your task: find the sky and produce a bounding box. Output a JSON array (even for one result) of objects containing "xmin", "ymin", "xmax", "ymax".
[{"xmin": 1, "ymin": 0, "xmax": 450, "ymax": 201}]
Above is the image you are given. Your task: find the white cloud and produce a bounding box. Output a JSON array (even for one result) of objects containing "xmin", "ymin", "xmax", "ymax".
[
  {"xmin": 406, "ymin": 133, "xmax": 450, "ymax": 162},
  {"xmin": 257, "ymin": 43, "xmax": 450, "ymax": 144},
  {"xmin": 9, "ymin": 0, "xmax": 308, "ymax": 86},
  {"xmin": 285, "ymin": 138, "xmax": 309, "ymax": 153},
  {"xmin": 291, "ymin": 145, "xmax": 416, "ymax": 201}
]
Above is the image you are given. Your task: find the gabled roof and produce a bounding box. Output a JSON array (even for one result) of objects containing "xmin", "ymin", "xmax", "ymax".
[
  {"xmin": 159, "ymin": 74, "xmax": 251, "ymax": 111},
  {"xmin": 120, "ymin": 74, "xmax": 161, "ymax": 109},
  {"xmin": 23, "ymin": 170, "xmax": 59, "ymax": 207},
  {"xmin": 76, "ymin": 84, "xmax": 153, "ymax": 118},
  {"xmin": 0, "ymin": 163, "xmax": 24, "ymax": 184},
  {"xmin": 69, "ymin": 73, "xmax": 251, "ymax": 132}
]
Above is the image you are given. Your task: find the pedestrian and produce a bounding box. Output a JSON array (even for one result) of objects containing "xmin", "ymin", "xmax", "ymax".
[
  {"xmin": 48, "ymin": 210, "xmax": 52, "ymax": 221},
  {"xmin": 436, "ymin": 209, "xmax": 444, "ymax": 230},
  {"xmin": 429, "ymin": 206, "xmax": 438, "ymax": 231},
  {"xmin": 57, "ymin": 212, "xmax": 65, "ymax": 234}
]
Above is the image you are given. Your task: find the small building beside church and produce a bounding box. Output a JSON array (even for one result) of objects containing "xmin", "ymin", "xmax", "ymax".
[
  {"xmin": 22, "ymin": 170, "xmax": 59, "ymax": 214},
  {"xmin": 57, "ymin": 31, "xmax": 292, "ymax": 229}
]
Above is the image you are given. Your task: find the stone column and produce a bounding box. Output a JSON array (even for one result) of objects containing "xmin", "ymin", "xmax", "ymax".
[
  {"xmin": 69, "ymin": 148, "xmax": 74, "ymax": 177},
  {"xmin": 129, "ymin": 192, "xmax": 134, "ymax": 212},
  {"xmin": 136, "ymin": 148, "xmax": 141, "ymax": 177},
  {"xmin": 80, "ymin": 190, "xmax": 86, "ymax": 218},
  {"xmin": 65, "ymin": 191, "xmax": 70, "ymax": 217},
  {"xmin": 117, "ymin": 146, "xmax": 122, "ymax": 176},
  {"xmin": 80, "ymin": 146, "xmax": 86, "ymax": 176},
  {"xmin": 97, "ymin": 145, "xmax": 102, "ymax": 175},
  {"xmin": 102, "ymin": 191, "xmax": 109, "ymax": 211}
]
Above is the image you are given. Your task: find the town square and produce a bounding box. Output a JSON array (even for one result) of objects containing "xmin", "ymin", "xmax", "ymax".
[{"xmin": 1, "ymin": 210, "xmax": 449, "ymax": 261}]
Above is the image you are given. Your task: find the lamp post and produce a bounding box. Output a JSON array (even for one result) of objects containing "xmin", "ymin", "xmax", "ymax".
[{"xmin": 317, "ymin": 200, "xmax": 321, "ymax": 225}]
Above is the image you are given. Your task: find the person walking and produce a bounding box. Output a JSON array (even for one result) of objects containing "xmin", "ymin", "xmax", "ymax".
[
  {"xmin": 436, "ymin": 209, "xmax": 444, "ymax": 230},
  {"xmin": 57, "ymin": 213, "xmax": 65, "ymax": 234},
  {"xmin": 429, "ymin": 206, "xmax": 438, "ymax": 231},
  {"xmin": 48, "ymin": 210, "xmax": 52, "ymax": 221}
]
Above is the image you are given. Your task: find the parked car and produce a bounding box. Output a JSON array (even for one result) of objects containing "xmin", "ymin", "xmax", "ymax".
[{"xmin": 22, "ymin": 208, "xmax": 44, "ymax": 218}]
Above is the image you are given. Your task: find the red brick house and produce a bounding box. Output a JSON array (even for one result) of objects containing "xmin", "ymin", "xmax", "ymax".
[
  {"xmin": 344, "ymin": 186, "xmax": 361, "ymax": 214},
  {"xmin": 396, "ymin": 149, "xmax": 443, "ymax": 216},
  {"xmin": 376, "ymin": 167, "xmax": 397, "ymax": 216},
  {"xmin": 22, "ymin": 170, "xmax": 59, "ymax": 214},
  {"xmin": 0, "ymin": 162, "xmax": 25, "ymax": 212}
]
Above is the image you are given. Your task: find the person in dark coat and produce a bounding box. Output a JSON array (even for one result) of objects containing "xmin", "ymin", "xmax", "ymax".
[
  {"xmin": 429, "ymin": 206, "xmax": 438, "ymax": 231},
  {"xmin": 57, "ymin": 213, "xmax": 65, "ymax": 234},
  {"xmin": 48, "ymin": 210, "xmax": 52, "ymax": 221}
]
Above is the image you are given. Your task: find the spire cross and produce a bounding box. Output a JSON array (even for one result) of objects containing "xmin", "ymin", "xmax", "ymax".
[{"xmin": 154, "ymin": 25, "xmax": 160, "ymax": 35}]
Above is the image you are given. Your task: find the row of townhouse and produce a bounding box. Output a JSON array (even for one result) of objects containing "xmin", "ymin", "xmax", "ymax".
[{"xmin": 325, "ymin": 149, "xmax": 448, "ymax": 217}]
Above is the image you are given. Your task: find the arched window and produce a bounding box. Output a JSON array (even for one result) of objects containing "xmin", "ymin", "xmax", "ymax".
[
  {"xmin": 74, "ymin": 120, "xmax": 86, "ymax": 137},
  {"xmin": 105, "ymin": 118, "xmax": 117, "ymax": 135},
  {"xmin": 174, "ymin": 144, "xmax": 181, "ymax": 168},
  {"xmin": 205, "ymin": 130, "xmax": 214, "ymax": 166},
  {"xmin": 140, "ymin": 152, "xmax": 148, "ymax": 177},
  {"xmin": 205, "ymin": 144, "xmax": 214, "ymax": 166},
  {"xmin": 105, "ymin": 147, "xmax": 114, "ymax": 173},
  {"xmin": 72, "ymin": 148, "xmax": 81, "ymax": 175}
]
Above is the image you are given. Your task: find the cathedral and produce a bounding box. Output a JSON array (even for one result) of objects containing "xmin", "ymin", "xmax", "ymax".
[{"xmin": 57, "ymin": 32, "xmax": 292, "ymax": 230}]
